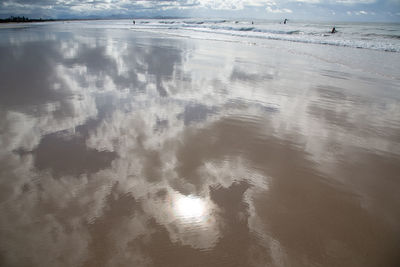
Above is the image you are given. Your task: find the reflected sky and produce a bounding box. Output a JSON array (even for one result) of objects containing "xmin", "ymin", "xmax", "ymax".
[
  {"xmin": 0, "ymin": 23, "xmax": 400, "ymax": 267},
  {"xmin": 175, "ymin": 195, "xmax": 205, "ymax": 221}
]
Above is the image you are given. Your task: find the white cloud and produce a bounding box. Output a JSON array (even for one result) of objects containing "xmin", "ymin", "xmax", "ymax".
[
  {"xmin": 0, "ymin": 0, "xmax": 396, "ymax": 21},
  {"xmin": 335, "ymin": 0, "xmax": 376, "ymax": 4},
  {"xmin": 356, "ymin": 10, "xmax": 368, "ymax": 15},
  {"xmin": 196, "ymin": 0, "xmax": 272, "ymax": 10},
  {"xmin": 295, "ymin": 0, "xmax": 321, "ymax": 3},
  {"xmin": 266, "ymin": 6, "xmax": 293, "ymax": 13}
]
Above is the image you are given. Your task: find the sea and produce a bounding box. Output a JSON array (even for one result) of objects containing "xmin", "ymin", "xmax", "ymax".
[{"xmin": 56, "ymin": 18, "xmax": 400, "ymax": 52}]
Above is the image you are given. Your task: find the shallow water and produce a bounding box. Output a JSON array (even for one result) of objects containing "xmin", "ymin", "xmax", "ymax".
[{"xmin": 0, "ymin": 22, "xmax": 399, "ymax": 267}]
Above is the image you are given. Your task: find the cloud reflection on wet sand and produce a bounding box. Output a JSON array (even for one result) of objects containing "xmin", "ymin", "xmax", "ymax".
[{"xmin": 0, "ymin": 25, "xmax": 399, "ymax": 267}]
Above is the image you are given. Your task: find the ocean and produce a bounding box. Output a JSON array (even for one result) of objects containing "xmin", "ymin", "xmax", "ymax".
[
  {"xmin": 130, "ymin": 19, "xmax": 400, "ymax": 52},
  {"xmin": 39, "ymin": 18, "xmax": 400, "ymax": 52}
]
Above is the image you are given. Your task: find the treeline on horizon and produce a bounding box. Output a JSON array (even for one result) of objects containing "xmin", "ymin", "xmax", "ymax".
[
  {"xmin": 0, "ymin": 15, "xmax": 190, "ymax": 23},
  {"xmin": 0, "ymin": 16, "xmax": 56, "ymax": 23}
]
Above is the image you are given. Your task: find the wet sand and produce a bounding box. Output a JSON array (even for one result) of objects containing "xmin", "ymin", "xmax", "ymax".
[{"xmin": 0, "ymin": 23, "xmax": 400, "ymax": 267}]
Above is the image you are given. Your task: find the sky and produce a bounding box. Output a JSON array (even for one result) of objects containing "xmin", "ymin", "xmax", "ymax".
[{"xmin": 0, "ymin": 0, "xmax": 399, "ymax": 22}]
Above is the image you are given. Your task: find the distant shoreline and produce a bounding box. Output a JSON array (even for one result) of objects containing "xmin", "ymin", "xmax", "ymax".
[
  {"xmin": 0, "ymin": 18, "xmax": 110, "ymax": 24},
  {"xmin": 0, "ymin": 16, "xmax": 54, "ymax": 23},
  {"xmin": 1, "ymin": 17, "xmax": 398, "ymax": 25},
  {"xmin": 0, "ymin": 16, "xmax": 189, "ymax": 24}
]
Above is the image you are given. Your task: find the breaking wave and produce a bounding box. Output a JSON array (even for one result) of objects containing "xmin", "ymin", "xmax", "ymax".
[{"xmin": 132, "ymin": 19, "xmax": 400, "ymax": 53}]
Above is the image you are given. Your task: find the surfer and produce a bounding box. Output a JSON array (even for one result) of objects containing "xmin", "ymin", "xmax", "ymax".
[
  {"xmin": 284, "ymin": 19, "xmax": 288, "ymax": 24},
  {"xmin": 133, "ymin": 20, "xmax": 135, "ymax": 25},
  {"xmin": 331, "ymin": 27, "xmax": 336, "ymax": 33}
]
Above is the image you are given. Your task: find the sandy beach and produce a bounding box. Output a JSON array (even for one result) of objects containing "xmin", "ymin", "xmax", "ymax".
[{"xmin": 0, "ymin": 21, "xmax": 399, "ymax": 266}]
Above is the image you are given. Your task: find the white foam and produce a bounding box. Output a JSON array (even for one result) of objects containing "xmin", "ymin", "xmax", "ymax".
[{"xmin": 130, "ymin": 19, "xmax": 400, "ymax": 53}]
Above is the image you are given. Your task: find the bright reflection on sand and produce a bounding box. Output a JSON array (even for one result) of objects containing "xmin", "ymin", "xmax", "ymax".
[{"xmin": 175, "ymin": 195, "xmax": 206, "ymax": 221}]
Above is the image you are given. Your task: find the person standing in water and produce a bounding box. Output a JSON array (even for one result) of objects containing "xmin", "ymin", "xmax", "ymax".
[
  {"xmin": 284, "ymin": 19, "xmax": 288, "ymax": 24},
  {"xmin": 331, "ymin": 27, "xmax": 336, "ymax": 33}
]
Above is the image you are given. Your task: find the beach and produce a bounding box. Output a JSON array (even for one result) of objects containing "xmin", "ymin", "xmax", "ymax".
[{"xmin": 0, "ymin": 20, "xmax": 399, "ymax": 266}]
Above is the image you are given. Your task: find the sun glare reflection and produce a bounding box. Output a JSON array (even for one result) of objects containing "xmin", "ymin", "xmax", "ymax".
[{"xmin": 175, "ymin": 195, "xmax": 206, "ymax": 220}]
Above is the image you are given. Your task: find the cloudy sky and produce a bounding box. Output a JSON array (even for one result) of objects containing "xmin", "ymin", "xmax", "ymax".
[{"xmin": 0, "ymin": 0, "xmax": 399, "ymax": 22}]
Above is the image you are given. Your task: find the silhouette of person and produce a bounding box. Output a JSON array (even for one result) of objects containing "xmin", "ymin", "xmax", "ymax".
[
  {"xmin": 284, "ymin": 19, "xmax": 288, "ymax": 24},
  {"xmin": 331, "ymin": 27, "xmax": 336, "ymax": 33},
  {"xmin": 133, "ymin": 20, "xmax": 135, "ymax": 24}
]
